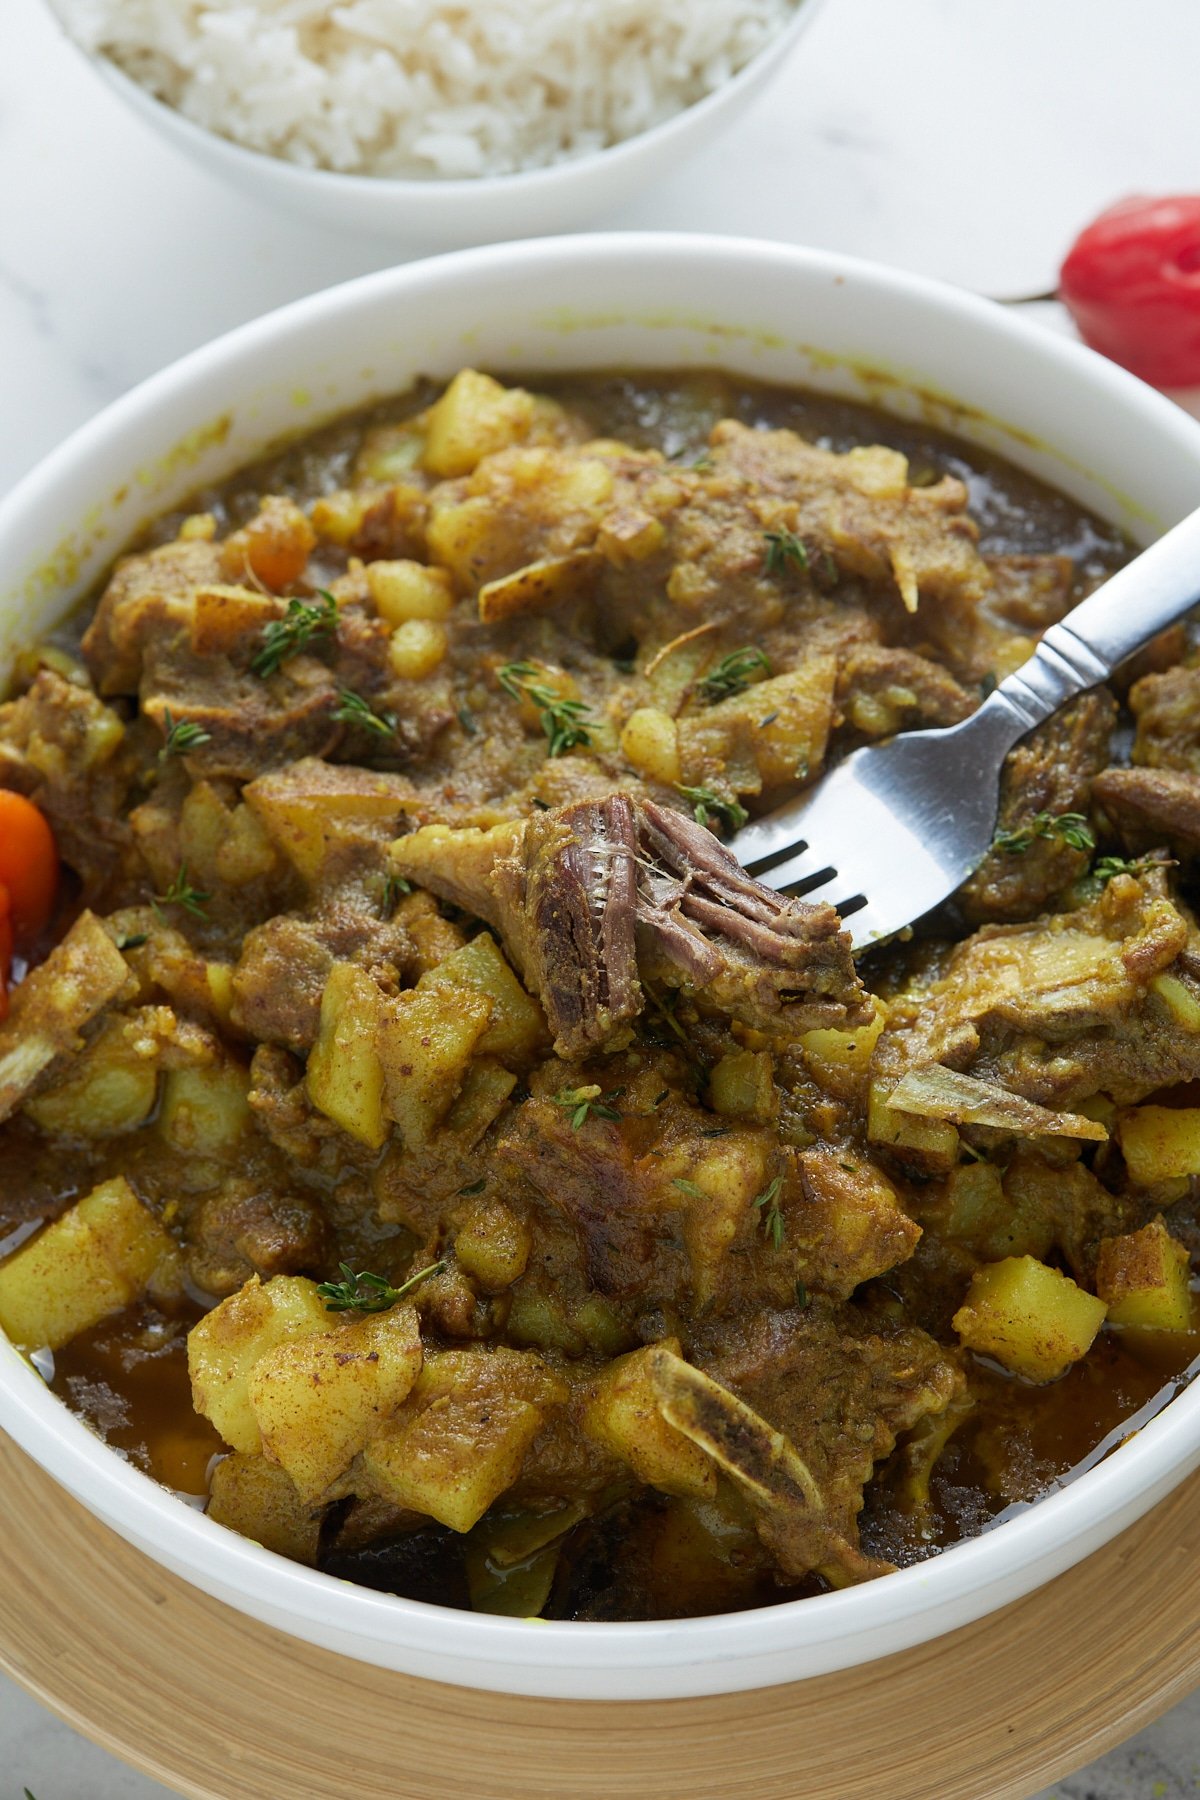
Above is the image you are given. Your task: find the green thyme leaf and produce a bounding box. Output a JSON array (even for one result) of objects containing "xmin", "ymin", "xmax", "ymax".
[
  {"xmin": 251, "ymin": 590, "xmax": 338, "ymax": 678},
  {"xmin": 152, "ymin": 862, "xmax": 210, "ymax": 921},
  {"xmin": 673, "ymin": 1178, "xmax": 709, "ymax": 1201},
  {"xmin": 158, "ymin": 707, "xmax": 212, "ymax": 761},
  {"xmin": 497, "ymin": 661, "xmax": 594, "ymax": 758},
  {"xmin": 697, "ymin": 647, "xmax": 771, "ymax": 704},
  {"xmin": 317, "ymin": 1258, "xmax": 445, "ymax": 1314},
  {"xmin": 117, "ymin": 932, "xmax": 149, "ymax": 951},
  {"xmin": 381, "ymin": 873, "xmax": 412, "ymax": 916},
  {"xmin": 763, "ymin": 528, "xmax": 809, "ymax": 577},
  {"xmin": 676, "ymin": 783, "xmax": 748, "ymax": 833},
  {"xmin": 333, "ymin": 686, "xmax": 396, "ymax": 739},
  {"xmin": 553, "ymin": 1085, "xmax": 624, "ymax": 1129},
  {"xmin": 753, "ymin": 1175, "xmax": 785, "ymax": 1249},
  {"xmin": 992, "ymin": 810, "xmax": 1095, "ymax": 856}
]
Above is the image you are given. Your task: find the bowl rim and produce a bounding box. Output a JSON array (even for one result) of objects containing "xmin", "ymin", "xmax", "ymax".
[
  {"xmin": 64, "ymin": 0, "xmax": 826, "ymax": 199},
  {"xmin": 5, "ymin": 231, "xmax": 1200, "ymax": 1696}
]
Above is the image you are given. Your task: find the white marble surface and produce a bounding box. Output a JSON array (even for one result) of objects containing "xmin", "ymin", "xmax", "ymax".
[{"xmin": 4, "ymin": 0, "xmax": 1200, "ymax": 1792}]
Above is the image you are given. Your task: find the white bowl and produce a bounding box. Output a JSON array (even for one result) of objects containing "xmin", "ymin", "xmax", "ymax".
[
  {"xmin": 60, "ymin": 1, "xmax": 828, "ymax": 246},
  {"xmin": 3, "ymin": 234, "xmax": 1200, "ymax": 1701}
]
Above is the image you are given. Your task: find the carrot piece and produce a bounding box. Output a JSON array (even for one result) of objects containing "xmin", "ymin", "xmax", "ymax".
[{"xmin": 0, "ymin": 791, "xmax": 59, "ymax": 941}]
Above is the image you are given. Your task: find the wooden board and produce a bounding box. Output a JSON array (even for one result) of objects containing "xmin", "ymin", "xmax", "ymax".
[{"xmin": 0, "ymin": 1430, "xmax": 1198, "ymax": 1800}]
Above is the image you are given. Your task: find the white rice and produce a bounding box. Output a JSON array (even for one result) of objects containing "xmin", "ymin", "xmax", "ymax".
[{"xmin": 53, "ymin": 0, "xmax": 797, "ymax": 180}]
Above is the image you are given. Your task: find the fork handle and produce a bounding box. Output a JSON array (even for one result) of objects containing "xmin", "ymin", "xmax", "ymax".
[{"xmin": 991, "ymin": 501, "xmax": 1200, "ymax": 733}]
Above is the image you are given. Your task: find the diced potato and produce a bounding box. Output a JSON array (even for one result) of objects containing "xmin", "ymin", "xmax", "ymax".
[
  {"xmin": 159, "ymin": 1061, "xmax": 252, "ymax": 1158},
  {"xmin": 23, "ymin": 1014, "xmax": 159, "ymax": 1138},
  {"xmin": 244, "ymin": 760, "xmax": 410, "ymax": 885},
  {"xmin": 801, "ymin": 1004, "xmax": 886, "ymax": 1078},
  {"xmin": 868, "ymin": 1079, "xmax": 959, "ymax": 1169},
  {"xmin": 1116, "ymin": 1105, "xmax": 1200, "ymax": 1184},
  {"xmin": 677, "ymin": 659, "xmax": 837, "ymax": 795},
  {"xmin": 422, "ymin": 370, "xmax": 535, "ymax": 479},
  {"xmin": 0, "ymin": 911, "xmax": 130, "ymax": 1124},
  {"xmin": 620, "ymin": 706, "xmax": 682, "ymax": 786},
  {"xmin": 662, "ymin": 1136, "xmax": 770, "ymax": 1308},
  {"xmin": 188, "ymin": 584, "xmax": 278, "ymax": 658},
  {"xmin": 354, "ymin": 419, "xmax": 427, "ymax": 483},
  {"xmin": 0, "ymin": 1177, "xmax": 181, "ymax": 1351},
  {"xmin": 417, "ymin": 932, "xmax": 545, "ymax": 1063},
  {"xmin": 581, "ymin": 1341, "xmax": 717, "ymax": 1501},
  {"xmin": 953, "ymin": 1255, "xmax": 1107, "ymax": 1381},
  {"xmin": 214, "ymin": 804, "xmax": 277, "ymax": 885},
  {"xmin": 1096, "ymin": 1217, "xmax": 1193, "ymax": 1331},
  {"xmin": 249, "ymin": 1305, "xmax": 423, "ymax": 1502},
  {"xmin": 306, "ymin": 964, "xmax": 387, "ymax": 1149},
  {"xmin": 504, "ymin": 1284, "xmax": 586, "ymax": 1356},
  {"xmin": 707, "ymin": 1049, "xmax": 776, "ymax": 1123},
  {"xmin": 362, "ymin": 1345, "xmax": 565, "ymax": 1532},
  {"xmin": 443, "ymin": 1058, "xmax": 518, "ymax": 1143},
  {"xmin": 936, "ymin": 1160, "xmax": 1052, "ymax": 1262},
  {"xmin": 389, "ymin": 618, "xmax": 448, "ymax": 679},
  {"xmin": 1151, "ymin": 972, "xmax": 1200, "ymax": 1032},
  {"xmin": 206, "ymin": 1453, "xmax": 321, "ymax": 1565},
  {"xmin": 367, "ymin": 559, "xmax": 455, "ymax": 625},
  {"xmin": 377, "ymin": 985, "xmax": 492, "ymax": 1147},
  {"xmin": 454, "ymin": 1197, "xmax": 532, "ymax": 1292},
  {"xmin": 188, "ymin": 1274, "xmax": 333, "ymax": 1454},
  {"xmin": 791, "ymin": 1146, "xmax": 921, "ymax": 1297},
  {"xmin": 478, "ymin": 553, "xmax": 596, "ymax": 626}
]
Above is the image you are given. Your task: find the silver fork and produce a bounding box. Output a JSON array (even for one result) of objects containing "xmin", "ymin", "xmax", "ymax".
[{"xmin": 729, "ymin": 505, "xmax": 1200, "ymax": 949}]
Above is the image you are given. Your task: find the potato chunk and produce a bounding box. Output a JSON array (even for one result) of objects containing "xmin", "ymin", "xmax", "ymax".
[
  {"xmin": 377, "ymin": 985, "xmax": 493, "ymax": 1147},
  {"xmin": 1116, "ymin": 1105, "xmax": 1200, "ymax": 1184},
  {"xmin": 22, "ymin": 1013, "xmax": 160, "ymax": 1138},
  {"xmin": 159, "ymin": 1060, "xmax": 252, "ymax": 1158},
  {"xmin": 581, "ymin": 1341, "xmax": 717, "ymax": 1501},
  {"xmin": 244, "ymin": 760, "xmax": 411, "ymax": 885},
  {"xmin": 953, "ymin": 1255, "xmax": 1106, "ymax": 1381},
  {"xmin": 306, "ymin": 964, "xmax": 387, "ymax": 1149},
  {"xmin": 206, "ymin": 1453, "xmax": 322, "ymax": 1565},
  {"xmin": 417, "ymin": 932, "xmax": 545, "ymax": 1064},
  {"xmin": 0, "ymin": 911, "xmax": 130, "ymax": 1123},
  {"xmin": 1096, "ymin": 1217, "xmax": 1193, "ymax": 1331},
  {"xmin": 421, "ymin": 370, "xmax": 535, "ymax": 479},
  {"xmin": 0, "ymin": 1177, "xmax": 181, "ymax": 1351},
  {"xmin": 453, "ymin": 1196, "xmax": 532, "ymax": 1292},
  {"xmin": 249, "ymin": 1305, "xmax": 423, "ymax": 1502},
  {"xmin": 188, "ymin": 1275, "xmax": 333, "ymax": 1454},
  {"xmin": 362, "ymin": 1346, "xmax": 565, "ymax": 1532}
]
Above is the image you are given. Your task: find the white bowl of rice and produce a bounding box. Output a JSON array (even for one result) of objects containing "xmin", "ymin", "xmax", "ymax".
[{"xmin": 48, "ymin": 0, "xmax": 825, "ymax": 244}]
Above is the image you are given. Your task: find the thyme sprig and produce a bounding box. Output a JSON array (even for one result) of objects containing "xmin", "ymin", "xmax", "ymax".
[
  {"xmin": 552, "ymin": 1084, "xmax": 625, "ymax": 1129},
  {"xmin": 317, "ymin": 1258, "xmax": 446, "ymax": 1314},
  {"xmin": 677, "ymin": 783, "xmax": 748, "ymax": 833},
  {"xmin": 381, "ymin": 873, "xmax": 412, "ymax": 916},
  {"xmin": 992, "ymin": 810, "xmax": 1095, "ymax": 856},
  {"xmin": 763, "ymin": 528, "xmax": 809, "ymax": 577},
  {"xmin": 753, "ymin": 1175, "xmax": 785, "ymax": 1249},
  {"xmin": 152, "ymin": 862, "xmax": 210, "ymax": 921},
  {"xmin": 158, "ymin": 707, "xmax": 212, "ymax": 761},
  {"xmin": 698, "ymin": 647, "xmax": 771, "ymax": 705},
  {"xmin": 251, "ymin": 589, "xmax": 338, "ymax": 678},
  {"xmin": 334, "ymin": 686, "xmax": 396, "ymax": 739},
  {"xmin": 498, "ymin": 661, "xmax": 593, "ymax": 758}
]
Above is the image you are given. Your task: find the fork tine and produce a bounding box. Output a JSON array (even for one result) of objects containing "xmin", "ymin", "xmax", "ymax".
[{"xmin": 751, "ymin": 843, "xmax": 838, "ymax": 896}]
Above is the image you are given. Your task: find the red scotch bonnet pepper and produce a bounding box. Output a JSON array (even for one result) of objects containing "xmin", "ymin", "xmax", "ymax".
[
  {"xmin": 1059, "ymin": 194, "xmax": 1200, "ymax": 389},
  {"xmin": 0, "ymin": 791, "xmax": 59, "ymax": 1020}
]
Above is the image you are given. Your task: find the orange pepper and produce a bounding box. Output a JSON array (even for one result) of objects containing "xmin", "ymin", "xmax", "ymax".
[
  {"xmin": 0, "ymin": 791, "xmax": 58, "ymax": 941},
  {"xmin": 0, "ymin": 793, "xmax": 59, "ymax": 1020}
]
